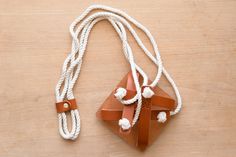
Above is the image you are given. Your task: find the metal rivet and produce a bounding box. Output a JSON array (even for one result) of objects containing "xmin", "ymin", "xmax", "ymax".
[{"xmin": 63, "ymin": 103, "xmax": 69, "ymax": 108}]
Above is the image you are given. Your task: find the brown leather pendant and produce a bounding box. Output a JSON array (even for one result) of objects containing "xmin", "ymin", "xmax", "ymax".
[{"xmin": 96, "ymin": 71, "xmax": 176, "ymax": 148}]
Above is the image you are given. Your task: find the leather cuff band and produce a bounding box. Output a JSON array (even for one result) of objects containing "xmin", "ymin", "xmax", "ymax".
[{"xmin": 56, "ymin": 99, "xmax": 77, "ymax": 113}]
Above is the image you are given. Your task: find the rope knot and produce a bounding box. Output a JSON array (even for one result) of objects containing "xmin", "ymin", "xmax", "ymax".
[
  {"xmin": 114, "ymin": 87, "xmax": 127, "ymax": 100},
  {"xmin": 118, "ymin": 118, "xmax": 131, "ymax": 130},
  {"xmin": 142, "ymin": 86, "xmax": 154, "ymax": 98},
  {"xmin": 157, "ymin": 112, "xmax": 167, "ymax": 123}
]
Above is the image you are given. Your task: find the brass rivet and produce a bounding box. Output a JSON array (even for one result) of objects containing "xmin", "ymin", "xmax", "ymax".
[{"xmin": 63, "ymin": 103, "xmax": 69, "ymax": 108}]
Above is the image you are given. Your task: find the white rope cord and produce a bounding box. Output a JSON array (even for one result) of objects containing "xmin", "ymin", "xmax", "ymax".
[{"xmin": 55, "ymin": 4, "xmax": 182, "ymax": 140}]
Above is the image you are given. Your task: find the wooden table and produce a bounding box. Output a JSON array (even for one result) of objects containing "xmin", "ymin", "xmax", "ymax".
[{"xmin": 0, "ymin": 0, "xmax": 235, "ymax": 156}]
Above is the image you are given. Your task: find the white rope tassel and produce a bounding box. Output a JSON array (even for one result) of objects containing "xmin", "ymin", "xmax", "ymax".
[
  {"xmin": 157, "ymin": 112, "xmax": 167, "ymax": 123},
  {"xmin": 119, "ymin": 118, "xmax": 131, "ymax": 130},
  {"xmin": 55, "ymin": 4, "xmax": 182, "ymax": 140}
]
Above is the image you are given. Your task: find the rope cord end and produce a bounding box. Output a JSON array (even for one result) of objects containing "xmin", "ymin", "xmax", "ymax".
[
  {"xmin": 114, "ymin": 87, "xmax": 127, "ymax": 100},
  {"xmin": 142, "ymin": 86, "xmax": 154, "ymax": 98},
  {"xmin": 119, "ymin": 118, "xmax": 131, "ymax": 130},
  {"xmin": 157, "ymin": 112, "xmax": 167, "ymax": 123}
]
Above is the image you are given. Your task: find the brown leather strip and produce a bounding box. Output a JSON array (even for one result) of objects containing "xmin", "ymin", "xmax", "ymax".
[
  {"xmin": 119, "ymin": 72, "xmax": 138, "ymax": 133},
  {"xmin": 124, "ymin": 90, "xmax": 136, "ymax": 100},
  {"xmin": 119, "ymin": 105, "xmax": 135, "ymax": 134},
  {"xmin": 56, "ymin": 99, "xmax": 77, "ymax": 113},
  {"xmin": 137, "ymin": 98, "xmax": 151, "ymax": 147},
  {"xmin": 151, "ymin": 95, "xmax": 176, "ymax": 110}
]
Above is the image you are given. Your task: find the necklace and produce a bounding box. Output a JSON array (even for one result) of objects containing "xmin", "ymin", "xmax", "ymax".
[{"xmin": 54, "ymin": 4, "xmax": 182, "ymax": 146}]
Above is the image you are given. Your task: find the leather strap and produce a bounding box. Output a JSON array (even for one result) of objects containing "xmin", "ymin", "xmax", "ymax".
[
  {"xmin": 151, "ymin": 95, "xmax": 175, "ymax": 110},
  {"xmin": 119, "ymin": 72, "xmax": 138, "ymax": 133},
  {"xmin": 137, "ymin": 97, "xmax": 151, "ymax": 147},
  {"xmin": 56, "ymin": 99, "xmax": 77, "ymax": 113}
]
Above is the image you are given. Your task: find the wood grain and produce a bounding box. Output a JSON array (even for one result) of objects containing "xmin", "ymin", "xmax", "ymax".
[{"xmin": 0, "ymin": 0, "xmax": 235, "ymax": 156}]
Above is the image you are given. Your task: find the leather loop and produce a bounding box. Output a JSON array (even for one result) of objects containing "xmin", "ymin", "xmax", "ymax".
[{"xmin": 56, "ymin": 99, "xmax": 77, "ymax": 113}]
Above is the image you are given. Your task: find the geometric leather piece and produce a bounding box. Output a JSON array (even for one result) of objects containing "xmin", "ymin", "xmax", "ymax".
[{"xmin": 96, "ymin": 71, "xmax": 176, "ymax": 148}]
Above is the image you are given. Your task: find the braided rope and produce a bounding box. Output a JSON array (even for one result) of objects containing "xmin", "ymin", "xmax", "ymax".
[{"xmin": 55, "ymin": 4, "xmax": 182, "ymax": 140}]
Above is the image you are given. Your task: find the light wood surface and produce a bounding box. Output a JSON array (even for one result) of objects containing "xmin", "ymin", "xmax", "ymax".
[{"xmin": 0, "ymin": 0, "xmax": 235, "ymax": 157}]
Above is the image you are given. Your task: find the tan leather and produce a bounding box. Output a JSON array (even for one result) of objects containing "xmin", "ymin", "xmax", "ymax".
[
  {"xmin": 119, "ymin": 72, "xmax": 138, "ymax": 134},
  {"xmin": 96, "ymin": 71, "xmax": 176, "ymax": 147},
  {"xmin": 138, "ymin": 97, "xmax": 151, "ymax": 147},
  {"xmin": 56, "ymin": 99, "xmax": 77, "ymax": 113}
]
